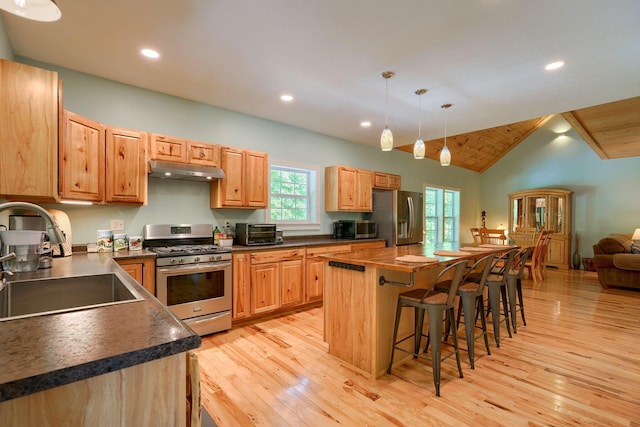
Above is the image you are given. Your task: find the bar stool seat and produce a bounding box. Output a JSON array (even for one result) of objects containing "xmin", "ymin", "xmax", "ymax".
[{"xmin": 387, "ymin": 260, "xmax": 468, "ymax": 397}]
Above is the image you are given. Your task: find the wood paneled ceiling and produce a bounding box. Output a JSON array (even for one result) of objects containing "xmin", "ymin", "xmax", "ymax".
[{"xmin": 397, "ymin": 96, "xmax": 640, "ymax": 173}]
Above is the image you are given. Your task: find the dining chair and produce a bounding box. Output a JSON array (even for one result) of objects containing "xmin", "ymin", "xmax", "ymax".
[
  {"xmin": 470, "ymin": 227, "xmax": 481, "ymax": 244},
  {"xmin": 524, "ymin": 230, "xmax": 552, "ymax": 283},
  {"xmin": 479, "ymin": 228, "xmax": 507, "ymax": 245},
  {"xmin": 387, "ymin": 260, "xmax": 468, "ymax": 397}
]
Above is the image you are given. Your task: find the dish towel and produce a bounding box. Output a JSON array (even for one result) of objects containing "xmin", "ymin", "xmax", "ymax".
[
  {"xmin": 395, "ymin": 255, "xmax": 440, "ymax": 263},
  {"xmin": 433, "ymin": 250, "xmax": 472, "ymax": 257},
  {"xmin": 459, "ymin": 246, "xmax": 494, "ymax": 252}
]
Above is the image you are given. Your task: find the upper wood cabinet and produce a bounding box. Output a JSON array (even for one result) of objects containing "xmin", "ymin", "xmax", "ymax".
[
  {"xmin": 508, "ymin": 188, "xmax": 573, "ymax": 269},
  {"xmin": 0, "ymin": 60, "xmax": 60, "ymax": 202},
  {"xmin": 149, "ymin": 133, "xmax": 220, "ymax": 167},
  {"xmin": 105, "ymin": 126, "xmax": 148, "ymax": 205},
  {"xmin": 325, "ymin": 165, "xmax": 373, "ymax": 212},
  {"xmin": 373, "ymin": 171, "xmax": 401, "ymax": 190},
  {"xmin": 60, "ymin": 112, "xmax": 147, "ymax": 205},
  {"xmin": 210, "ymin": 146, "xmax": 268, "ymax": 209},
  {"xmin": 60, "ymin": 111, "xmax": 105, "ymax": 202}
]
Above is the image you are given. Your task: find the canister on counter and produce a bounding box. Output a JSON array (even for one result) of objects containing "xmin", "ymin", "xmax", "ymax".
[
  {"xmin": 113, "ymin": 233, "xmax": 128, "ymax": 251},
  {"xmin": 97, "ymin": 230, "xmax": 113, "ymax": 252}
]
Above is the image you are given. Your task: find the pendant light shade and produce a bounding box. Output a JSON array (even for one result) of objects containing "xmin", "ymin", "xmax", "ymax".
[
  {"xmin": 380, "ymin": 71, "xmax": 395, "ymax": 151},
  {"xmin": 440, "ymin": 103, "xmax": 453, "ymax": 166},
  {"xmin": 0, "ymin": 0, "xmax": 60, "ymax": 21},
  {"xmin": 413, "ymin": 89, "xmax": 428, "ymax": 160}
]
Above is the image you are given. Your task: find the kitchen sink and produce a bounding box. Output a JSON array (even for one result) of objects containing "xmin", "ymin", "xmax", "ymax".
[{"xmin": 0, "ymin": 273, "xmax": 144, "ymax": 321}]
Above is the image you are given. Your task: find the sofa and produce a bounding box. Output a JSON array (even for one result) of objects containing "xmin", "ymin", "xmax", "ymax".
[{"xmin": 592, "ymin": 234, "xmax": 640, "ymax": 289}]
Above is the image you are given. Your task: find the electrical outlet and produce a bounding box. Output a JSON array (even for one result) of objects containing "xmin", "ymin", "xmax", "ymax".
[{"xmin": 111, "ymin": 219, "xmax": 125, "ymax": 231}]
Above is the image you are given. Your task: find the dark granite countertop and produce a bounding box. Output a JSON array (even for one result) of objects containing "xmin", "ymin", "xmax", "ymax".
[{"xmin": 0, "ymin": 253, "xmax": 200, "ymax": 402}]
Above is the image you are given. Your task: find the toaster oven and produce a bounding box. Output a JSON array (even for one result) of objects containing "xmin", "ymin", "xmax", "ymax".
[{"xmin": 235, "ymin": 223, "xmax": 277, "ymax": 246}]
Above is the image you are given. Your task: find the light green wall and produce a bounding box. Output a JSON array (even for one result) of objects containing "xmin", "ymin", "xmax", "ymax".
[
  {"xmin": 15, "ymin": 57, "xmax": 482, "ymax": 244},
  {"xmin": 482, "ymin": 114, "xmax": 640, "ymax": 257},
  {"xmin": 0, "ymin": 18, "xmax": 14, "ymax": 59}
]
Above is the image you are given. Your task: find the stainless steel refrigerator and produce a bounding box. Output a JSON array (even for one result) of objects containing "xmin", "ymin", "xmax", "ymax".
[{"xmin": 369, "ymin": 189, "xmax": 424, "ymax": 246}]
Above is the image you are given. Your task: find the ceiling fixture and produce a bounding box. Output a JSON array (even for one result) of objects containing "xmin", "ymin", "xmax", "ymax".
[
  {"xmin": 380, "ymin": 71, "xmax": 395, "ymax": 152},
  {"xmin": 141, "ymin": 48, "xmax": 160, "ymax": 59},
  {"xmin": 413, "ymin": 89, "xmax": 427, "ymax": 159},
  {"xmin": 360, "ymin": 121, "xmax": 371, "ymax": 127},
  {"xmin": 545, "ymin": 61, "xmax": 565, "ymax": 71},
  {"xmin": 0, "ymin": 0, "xmax": 61, "ymax": 21},
  {"xmin": 280, "ymin": 94, "xmax": 294, "ymax": 102},
  {"xmin": 440, "ymin": 103, "xmax": 452, "ymax": 166}
]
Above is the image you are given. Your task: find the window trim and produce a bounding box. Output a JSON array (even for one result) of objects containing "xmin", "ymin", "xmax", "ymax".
[
  {"xmin": 423, "ymin": 184, "xmax": 461, "ymax": 244},
  {"xmin": 267, "ymin": 160, "xmax": 320, "ymax": 231}
]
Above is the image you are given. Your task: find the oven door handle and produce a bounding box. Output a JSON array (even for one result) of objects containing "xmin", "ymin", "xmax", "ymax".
[{"xmin": 156, "ymin": 262, "xmax": 230, "ymax": 275}]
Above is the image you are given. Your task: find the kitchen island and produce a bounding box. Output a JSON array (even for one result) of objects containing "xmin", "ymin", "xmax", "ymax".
[
  {"xmin": 321, "ymin": 243, "xmax": 509, "ymax": 378},
  {"xmin": 0, "ymin": 253, "xmax": 200, "ymax": 426}
]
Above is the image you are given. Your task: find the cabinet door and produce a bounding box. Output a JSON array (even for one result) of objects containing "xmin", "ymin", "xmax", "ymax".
[
  {"xmin": 356, "ymin": 169, "xmax": 373, "ymax": 211},
  {"xmin": 119, "ymin": 263, "xmax": 143, "ymax": 283},
  {"xmin": 337, "ymin": 166, "xmax": 357, "ymax": 210},
  {"xmin": 232, "ymin": 253, "xmax": 250, "ymax": 320},
  {"xmin": 115, "ymin": 257, "xmax": 155, "ymax": 295},
  {"xmin": 373, "ymin": 172, "xmax": 389, "ymax": 189},
  {"xmin": 0, "ymin": 60, "xmax": 59, "ymax": 201},
  {"xmin": 251, "ymin": 263, "xmax": 279, "ymax": 314},
  {"xmin": 187, "ymin": 142, "xmax": 219, "ymax": 167},
  {"xmin": 547, "ymin": 237, "xmax": 565, "ymax": 265},
  {"xmin": 149, "ymin": 134, "xmax": 186, "ymax": 163},
  {"xmin": 388, "ymin": 174, "xmax": 401, "ymax": 190},
  {"xmin": 60, "ymin": 111, "xmax": 105, "ymax": 202},
  {"xmin": 105, "ymin": 127, "xmax": 147, "ymax": 204},
  {"xmin": 281, "ymin": 259, "xmax": 303, "ymax": 307},
  {"xmin": 244, "ymin": 150, "xmax": 268, "ymax": 208},
  {"xmin": 305, "ymin": 258, "xmax": 324, "ymax": 303},
  {"xmin": 212, "ymin": 146, "xmax": 244, "ymax": 207}
]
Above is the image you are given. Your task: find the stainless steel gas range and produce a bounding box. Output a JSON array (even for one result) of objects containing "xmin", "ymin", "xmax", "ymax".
[{"xmin": 143, "ymin": 224, "xmax": 231, "ymax": 336}]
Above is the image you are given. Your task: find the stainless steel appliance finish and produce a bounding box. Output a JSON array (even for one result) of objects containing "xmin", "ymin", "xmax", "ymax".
[
  {"xmin": 369, "ymin": 190, "xmax": 424, "ymax": 246},
  {"xmin": 333, "ymin": 220, "xmax": 377, "ymax": 239},
  {"xmin": 235, "ymin": 223, "xmax": 277, "ymax": 246},
  {"xmin": 143, "ymin": 223, "xmax": 232, "ymax": 335},
  {"xmin": 148, "ymin": 160, "xmax": 225, "ymax": 182}
]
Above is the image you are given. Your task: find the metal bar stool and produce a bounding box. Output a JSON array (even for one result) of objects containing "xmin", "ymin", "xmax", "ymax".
[
  {"xmin": 387, "ymin": 260, "xmax": 468, "ymax": 397},
  {"xmin": 506, "ymin": 246, "xmax": 532, "ymax": 333},
  {"xmin": 484, "ymin": 248, "xmax": 518, "ymax": 348}
]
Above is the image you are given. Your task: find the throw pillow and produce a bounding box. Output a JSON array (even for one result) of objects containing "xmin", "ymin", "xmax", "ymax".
[
  {"xmin": 631, "ymin": 244, "xmax": 640, "ymax": 254},
  {"xmin": 598, "ymin": 237, "xmax": 626, "ymax": 254}
]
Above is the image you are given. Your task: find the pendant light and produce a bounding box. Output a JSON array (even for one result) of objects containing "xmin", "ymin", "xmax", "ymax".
[
  {"xmin": 380, "ymin": 71, "xmax": 395, "ymax": 151},
  {"xmin": 440, "ymin": 103, "xmax": 452, "ymax": 166},
  {"xmin": 413, "ymin": 89, "xmax": 428, "ymax": 159},
  {"xmin": 0, "ymin": 0, "xmax": 61, "ymax": 22}
]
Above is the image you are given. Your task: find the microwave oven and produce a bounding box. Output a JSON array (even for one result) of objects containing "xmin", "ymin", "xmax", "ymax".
[
  {"xmin": 333, "ymin": 220, "xmax": 377, "ymax": 240},
  {"xmin": 235, "ymin": 223, "xmax": 277, "ymax": 246}
]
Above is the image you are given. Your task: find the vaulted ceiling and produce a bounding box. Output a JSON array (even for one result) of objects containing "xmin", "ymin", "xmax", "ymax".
[{"xmin": 1, "ymin": 1, "xmax": 639, "ymax": 173}]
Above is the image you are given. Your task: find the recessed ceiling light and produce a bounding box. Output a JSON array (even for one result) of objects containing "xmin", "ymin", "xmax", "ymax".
[
  {"xmin": 545, "ymin": 61, "xmax": 565, "ymax": 71},
  {"xmin": 141, "ymin": 48, "xmax": 160, "ymax": 59},
  {"xmin": 280, "ymin": 94, "xmax": 294, "ymax": 102},
  {"xmin": 361, "ymin": 121, "xmax": 371, "ymax": 127}
]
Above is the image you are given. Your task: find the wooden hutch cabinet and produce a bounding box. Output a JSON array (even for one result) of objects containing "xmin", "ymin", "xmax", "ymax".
[{"xmin": 508, "ymin": 188, "xmax": 573, "ymax": 269}]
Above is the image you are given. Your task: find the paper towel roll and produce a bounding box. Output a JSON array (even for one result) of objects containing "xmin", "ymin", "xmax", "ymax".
[{"xmin": 47, "ymin": 209, "xmax": 73, "ymax": 257}]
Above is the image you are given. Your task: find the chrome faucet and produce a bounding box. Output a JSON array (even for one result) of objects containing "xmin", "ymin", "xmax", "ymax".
[
  {"xmin": 0, "ymin": 252, "xmax": 16, "ymax": 292},
  {"xmin": 0, "ymin": 202, "xmax": 66, "ymax": 244}
]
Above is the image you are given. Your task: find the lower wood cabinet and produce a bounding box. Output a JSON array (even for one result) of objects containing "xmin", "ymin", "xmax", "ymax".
[
  {"xmin": 115, "ymin": 256, "xmax": 156, "ymax": 295},
  {"xmin": 305, "ymin": 244, "xmax": 351, "ymax": 303}
]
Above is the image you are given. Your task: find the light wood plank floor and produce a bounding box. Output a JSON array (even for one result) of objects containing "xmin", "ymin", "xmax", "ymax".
[{"xmin": 196, "ymin": 269, "xmax": 640, "ymax": 426}]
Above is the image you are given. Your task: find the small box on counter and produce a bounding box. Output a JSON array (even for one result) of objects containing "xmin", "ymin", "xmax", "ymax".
[
  {"xmin": 129, "ymin": 235, "xmax": 143, "ymax": 251},
  {"xmin": 97, "ymin": 230, "xmax": 113, "ymax": 252},
  {"xmin": 113, "ymin": 233, "xmax": 128, "ymax": 251}
]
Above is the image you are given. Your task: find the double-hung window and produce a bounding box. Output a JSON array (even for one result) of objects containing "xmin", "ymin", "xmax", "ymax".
[
  {"xmin": 424, "ymin": 185, "xmax": 460, "ymax": 244},
  {"xmin": 269, "ymin": 164, "xmax": 318, "ymax": 229}
]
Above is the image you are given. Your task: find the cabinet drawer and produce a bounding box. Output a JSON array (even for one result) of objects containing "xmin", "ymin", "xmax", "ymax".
[
  {"xmin": 306, "ymin": 244, "xmax": 351, "ymax": 258},
  {"xmin": 251, "ymin": 248, "xmax": 304, "ymax": 264}
]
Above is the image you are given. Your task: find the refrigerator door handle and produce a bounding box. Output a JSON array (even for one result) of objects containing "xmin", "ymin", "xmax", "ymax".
[{"xmin": 407, "ymin": 196, "xmax": 414, "ymax": 239}]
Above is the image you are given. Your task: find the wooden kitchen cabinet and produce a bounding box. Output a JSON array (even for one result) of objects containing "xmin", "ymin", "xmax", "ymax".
[
  {"xmin": 210, "ymin": 146, "xmax": 268, "ymax": 208},
  {"xmin": 305, "ymin": 244, "xmax": 351, "ymax": 303},
  {"xmin": 149, "ymin": 133, "xmax": 220, "ymax": 167},
  {"xmin": 60, "ymin": 111, "xmax": 105, "ymax": 202},
  {"xmin": 232, "ymin": 253, "xmax": 251, "ymax": 320},
  {"xmin": 0, "ymin": 60, "xmax": 60, "ymax": 202},
  {"xmin": 325, "ymin": 165, "xmax": 373, "ymax": 212},
  {"xmin": 249, "ymin": 248, "xmax": 304, "ymax": 315},
  {"xmin": 115, "ymin": 256, "xmax": 156, "ymax": 295},
  {"xmin": 373, "ymin": 171, "xmax": 401, "ymax": 190},
  {"xmin": 105, "ymin": 126, "xmax": 148, "ymax": 205}
]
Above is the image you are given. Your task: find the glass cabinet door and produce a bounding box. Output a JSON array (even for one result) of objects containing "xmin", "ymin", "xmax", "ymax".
[
  {"xmin": 547, "ymin": 196, "xmax": 564, "ymax": 233},
  {"xmin": 511, "ymin": 197, "xmax": 524, "ymax": 232},
  {"xmin": 526, "ymin": 196, "xmax": 546, "ymax": 230}
]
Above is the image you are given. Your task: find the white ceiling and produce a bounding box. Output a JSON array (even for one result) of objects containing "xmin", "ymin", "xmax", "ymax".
[{"xmin": 2, "ymin": 0, "xmax": 639, "ymax": 149}]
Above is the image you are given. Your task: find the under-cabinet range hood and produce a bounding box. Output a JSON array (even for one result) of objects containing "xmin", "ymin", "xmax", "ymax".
[{"xmin": 148, "ymin": 160, "xmax": 225, "ymax": 182}]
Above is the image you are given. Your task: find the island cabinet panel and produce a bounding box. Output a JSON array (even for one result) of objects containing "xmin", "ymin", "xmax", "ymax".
[
  {"xmin": 60, "ymin": 111, "xmax": 105, "ymax": 202},
  {"xmin": 0, "ymin": 353, "xmax": 187, "ymax": 427},
  {"xmin": 105, "ymin": 127, "xmax": 148, "ymax": 205},
  {"xmin": 325, "ymin": 165, "xmax": 373, "ymax": 212},
  {"xmin": 210, "ymin": 147, "xmax": 268, "ymax": 209},
  {"xmin": 115, "ymin": 256, "xmax": 156, "ymax": 295},
  {"xmin": 232, "ymin": 253, "xmax": 251, "ymax": 320},
  {"xmin": 0, "ymin": 60, "xmax": 59, "ymax": 202}
]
